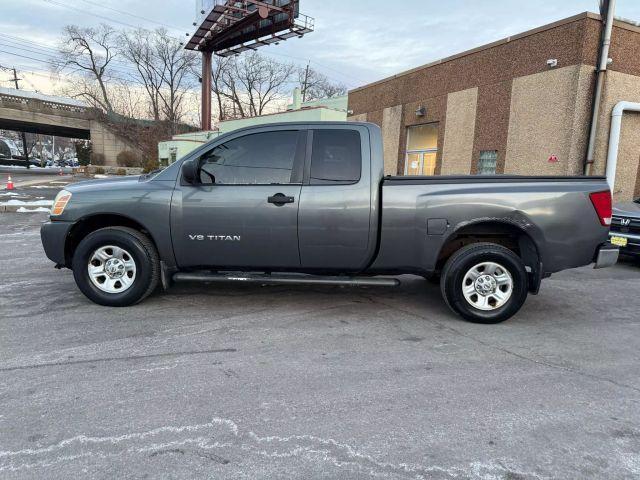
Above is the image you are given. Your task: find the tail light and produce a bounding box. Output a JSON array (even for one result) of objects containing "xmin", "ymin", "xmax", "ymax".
[{"xmin": 589, "ymin": 190, "xmax": 612, "ymax": 227}]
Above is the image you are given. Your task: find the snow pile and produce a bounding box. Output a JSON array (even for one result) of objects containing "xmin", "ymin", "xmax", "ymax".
[
  {"xmin": 0, "ymin": 192, "xmax": 20, "ymax": 197},
  {"xmin": 16, "ymin": 207, "xmax": 50, "ymax": 213},
  {"xmin": 0, "ymin": 199, "xmax": 53, "ymax": 206}
]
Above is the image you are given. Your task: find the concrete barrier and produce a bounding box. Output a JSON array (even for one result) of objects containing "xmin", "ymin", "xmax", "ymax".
[{"xmin": 84, "ymin": 165, "xmax": 143, "ymax": 176}]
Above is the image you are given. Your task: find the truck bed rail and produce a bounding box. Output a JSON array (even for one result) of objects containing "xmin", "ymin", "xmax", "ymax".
[{"xmin": 384, "ymin": 175, "xmax": 607, "ymax": 185}]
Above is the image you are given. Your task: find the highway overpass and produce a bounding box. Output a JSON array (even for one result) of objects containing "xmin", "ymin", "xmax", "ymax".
[{"xmin": 0, "ymin": 87, "xmax": 140, "ymax": 165}]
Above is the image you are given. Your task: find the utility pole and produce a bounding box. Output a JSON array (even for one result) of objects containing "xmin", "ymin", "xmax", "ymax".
[
  {"xmin": 301, "ymin": 61, "xmax": 311, "ymax": 103},
  {"xmin": 10, "ymin": 67, "xmax": 30, "ymax": 169}
]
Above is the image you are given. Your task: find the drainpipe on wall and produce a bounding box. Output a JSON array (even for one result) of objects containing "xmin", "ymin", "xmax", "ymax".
[
  {"xmin": 605, "ymin": 101, "xmax": 640, "ymax": 193},
  {"xmin": 584, "ymin": 0, "xmax": 616, "ymax": 175}
]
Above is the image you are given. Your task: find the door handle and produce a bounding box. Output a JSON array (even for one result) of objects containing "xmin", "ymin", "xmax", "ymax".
[{"xmin": 268, "ymin": 193, "xmax": 295, "ymax": 206}]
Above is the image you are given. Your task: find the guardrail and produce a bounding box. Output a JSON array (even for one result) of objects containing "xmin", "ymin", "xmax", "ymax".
[{"xmin": 0, "ymin": 92, "xmax": 89, "ymax": 114}]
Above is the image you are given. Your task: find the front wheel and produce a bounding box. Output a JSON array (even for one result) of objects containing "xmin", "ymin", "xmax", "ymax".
[
  {"xmin": 440, "ymin": 243, "xmax": 528, "ymax": 324},
  {"xmin": 72, "ymin": 227, "xmax": 160, "ymax": 307}
]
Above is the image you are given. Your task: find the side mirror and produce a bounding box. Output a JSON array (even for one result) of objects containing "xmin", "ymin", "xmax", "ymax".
[{"xmin": 181, "ymin": 159, "xmax": 200, "ymax": 185}]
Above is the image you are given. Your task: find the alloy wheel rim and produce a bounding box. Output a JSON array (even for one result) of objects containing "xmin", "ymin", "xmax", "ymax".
[
  {"xmin": 87, "ymin": 245, "xmax": 137, "ymax": 294},
  {"xmin": 462, "ymin": 261, "xmax": 513, "ymax": 311}
]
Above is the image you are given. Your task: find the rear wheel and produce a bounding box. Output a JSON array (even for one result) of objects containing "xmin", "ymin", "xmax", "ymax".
[
  {"xmin": 72, "ymin": 227, "xmax": 159, "ymax": 307},
  {"xmin": 440, "ymin": 243, "xmax": 528, "ymax": 323}
]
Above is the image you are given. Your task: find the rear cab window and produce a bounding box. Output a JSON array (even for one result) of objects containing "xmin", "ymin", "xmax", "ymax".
[{"xmin": 310, "ymin": 129, "xmax": 362, "ymax": 185}]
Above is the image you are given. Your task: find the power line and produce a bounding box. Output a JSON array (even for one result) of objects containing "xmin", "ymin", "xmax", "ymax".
[
  {"xmin": 42, "ymin": 0, "xmax": 183, "ymax": 38},
  {"xmin": 262, "ymin": 50, "xmax": 364, "ymax": 86},
  {"xmin": 0, "ymin": 33, "xmax": 141, "ymax": 72},
  {"xmin": 0, "ymin": 45, "xmax": 148, "ymax": 85},
  {"xmin": 76, "ymin": 0, "xmax": 189, "ymax": 32},
  {"xmin": 0, "ymin": 48, "xmax": 161, "ymax": 90},
  {"xmin": 24, "ymin": 0, "xmax": 359, "ymax": 89},
  {"xmin": 42, "ymin": 0, "xmax": 359, "ymax": 87},
  {"xmin": 0, "ymin": 60, "xmax": 202, "ymax": 103}
]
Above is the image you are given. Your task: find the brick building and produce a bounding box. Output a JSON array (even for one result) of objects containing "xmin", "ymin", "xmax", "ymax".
[{"xmin": 348, "ymin": 12, "xmax": 640, "ymax": 200}]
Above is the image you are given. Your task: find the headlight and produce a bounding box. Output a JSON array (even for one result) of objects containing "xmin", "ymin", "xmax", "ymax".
[{"xmin": 51, "ymin": 190, "xmax": 72, "ymax": 216}]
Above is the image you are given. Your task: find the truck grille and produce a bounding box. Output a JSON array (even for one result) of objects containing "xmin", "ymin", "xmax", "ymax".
[{"xmin": 611, "ymin": 215, "xmax": 640, "ymax": 234}]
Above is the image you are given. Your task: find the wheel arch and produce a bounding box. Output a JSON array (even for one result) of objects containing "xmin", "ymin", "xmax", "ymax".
[
  {"xmin": 436, "ymin": 220, "xmax": 543, "ymax": 293},
  {"xmin": 64, "ymin": 213, "xmax": 160, "ymax": 267}
]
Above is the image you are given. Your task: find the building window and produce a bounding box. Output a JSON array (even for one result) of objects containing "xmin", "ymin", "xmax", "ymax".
[
  {"xmin": 478, "ymin": 150, "xmax": 498, "ymax": 175},
  {"xmin": 405, "ymin": 123, "xmax": 438, "ymax": 176}
]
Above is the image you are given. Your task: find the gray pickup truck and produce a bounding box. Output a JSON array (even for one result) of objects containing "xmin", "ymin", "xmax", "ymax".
[{"xmin": 41, "ymin": 122, "xmax": 618, "ymax": 323}]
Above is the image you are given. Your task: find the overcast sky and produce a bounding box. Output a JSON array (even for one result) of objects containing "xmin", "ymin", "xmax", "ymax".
[{"xmin": 1, "ymin": 0, "xmax": 640, "ymax": 92}]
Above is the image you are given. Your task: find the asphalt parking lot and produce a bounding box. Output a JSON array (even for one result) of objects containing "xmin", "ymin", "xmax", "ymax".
[{"xmin": 1, "ymin": 211, "xmax": 640, "ymax": 479}]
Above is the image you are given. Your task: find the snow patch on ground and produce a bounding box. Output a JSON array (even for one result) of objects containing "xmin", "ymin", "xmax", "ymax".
[
  {"xmin": 0, "ymin": 200, "xmax": 53, "ymax": 206},
  {"xmin": 16, "ymin": 207, "xmax": 50, "ymax": 213},
  {"xmin": 0, "ymin": 192, "xmax": 20, "ymax": 197},
  {"xmin": 93, "ymin": 174, "xmax": 111, "ymax": 179},
  {"xmin": 0, "ymin": 165, "xmax": 67, "ymax": 170}
]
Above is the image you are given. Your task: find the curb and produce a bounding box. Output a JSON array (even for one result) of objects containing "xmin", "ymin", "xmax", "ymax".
[{"xmin": 1, "ymin": 175, "xmax": 74, "ymax": 190}]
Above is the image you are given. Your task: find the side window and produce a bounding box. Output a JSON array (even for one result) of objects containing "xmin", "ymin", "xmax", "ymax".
[
  {"xmin": 199, "ymin": 130, "xmax": 299, "ymax": 185},
  {"xmin": 310, "ymin": 130, "xmax": 362, "ymax": 184}
]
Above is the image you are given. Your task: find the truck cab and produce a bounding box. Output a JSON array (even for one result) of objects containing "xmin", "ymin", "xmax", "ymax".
[{"xmin": 170, "ymin": 123, "xmax": 378, "ymax": 272}]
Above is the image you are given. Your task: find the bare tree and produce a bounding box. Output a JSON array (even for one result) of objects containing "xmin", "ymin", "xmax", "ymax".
[
  {"xmin": 210, "ymin": 52, "xmax": 295, "ymax": 121},
  {"xmin": 54, "ymin": 24, "xmax": 119, "ymax": 113},
  {"xmin": 120, "ymin": 28, "xmax": 197, "ymax": 131},
  {"xmin": 109, "ymin": 81, "xmax": 147, "ymax": 119},
  {"xmin": 298, "ymin": 65, "xmax": 347, "ymax": 102},
  {"xmin": 119, "ymin": 29, "xmax": 163, "ymax": 120},
  {"xmin": 154, "ymin": 29, "xmax": 198, "ymax": 131},
  {"xmin": 235, "ymin": 52, "xmax": 296, "ymax": 116},
  {"xmin": 209, "ymin": 55, "xmax": 239, "ymax": 121}
]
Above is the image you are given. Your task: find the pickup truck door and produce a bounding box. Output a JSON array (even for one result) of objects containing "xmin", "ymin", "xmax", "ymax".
[
  {"xmin": 171, "ymin": 128, "xmax": 306, "ymax": 269},
  {"xmin": 298, "ymin": 126, "xmax": 375, "ymax": 271}
]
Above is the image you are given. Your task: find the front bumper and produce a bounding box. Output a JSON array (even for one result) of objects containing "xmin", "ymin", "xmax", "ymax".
[
  {"xmin": 594, "ymin": 242, "xmax": 619, "ymax": 269},
  {"xmin": 609, "ymin": 231, "xmax": 640, "ymax": 256},
  {"xmin": 40, "ymin": 220, "xmax": 74, "ymax": 267}
]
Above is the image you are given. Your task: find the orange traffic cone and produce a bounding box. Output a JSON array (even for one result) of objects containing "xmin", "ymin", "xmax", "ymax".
[{"xmin": 6, "ymin": 175, "xmax": 14, "ymax": 190}]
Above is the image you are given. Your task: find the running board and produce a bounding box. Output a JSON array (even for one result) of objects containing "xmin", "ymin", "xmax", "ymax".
[{"xmin": 172, "ymin": 272, "xmax": 400, "ymax": 287}]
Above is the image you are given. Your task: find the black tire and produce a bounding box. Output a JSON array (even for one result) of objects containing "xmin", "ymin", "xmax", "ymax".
[
  {"xmin": 72, "ymin": 227, "xmax": 160, "ymax": 307},
  {"xmin": 440, "ymin": 243, "xmax": 528, "ymax": 324}
]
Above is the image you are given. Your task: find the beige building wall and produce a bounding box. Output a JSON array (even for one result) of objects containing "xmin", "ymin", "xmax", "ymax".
[
  {"xmin": 347, "ymin": 113, "xmax": 367, "ymax": 122},
  {"xmin": 381, "ymin": 105, "xmax": 403, "ymax": 175},
  {"xmin": 441, "ymin": 88, "xmax": 478, "ymax": 174},
  {"xmin": 566, "ymin": 65, "xmax": 597, "ymax": 175},
  {"xmin": 591, "ymin": 70, "xmax": 640, "ymax": 200},
  {"xmin": 90, "ymin": 121, "xmax": 141, "ymax": 167},
  {"xmin": 505, "ymin": 65, "xmax": 587, "ymax": 176}
]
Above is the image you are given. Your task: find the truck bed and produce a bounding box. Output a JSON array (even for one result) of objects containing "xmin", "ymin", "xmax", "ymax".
[{"xmin": 372, "ymin": 175, "xmax": 611, "ymax": 275}]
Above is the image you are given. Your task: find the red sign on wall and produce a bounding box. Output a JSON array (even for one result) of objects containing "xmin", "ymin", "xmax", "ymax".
[{"xmin": 548, "ymin": 154, "xmax": 559, "ymax": 163}]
